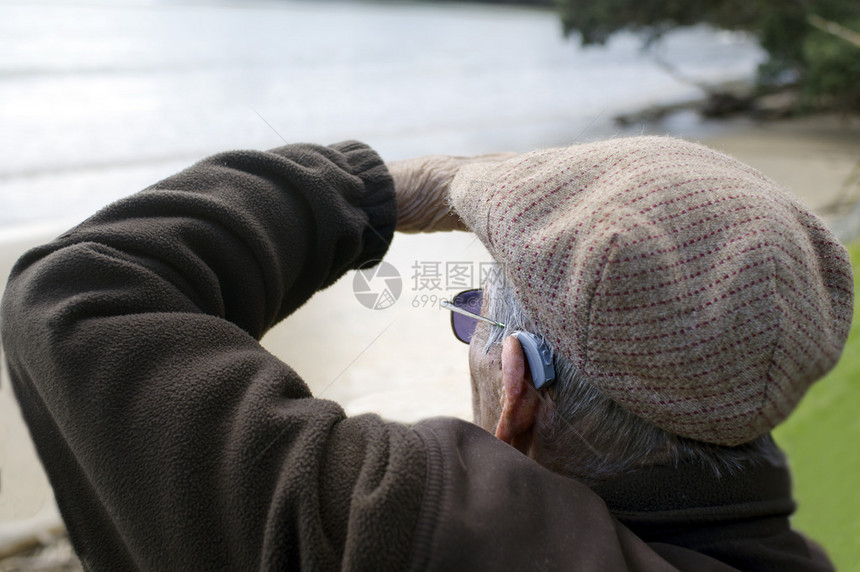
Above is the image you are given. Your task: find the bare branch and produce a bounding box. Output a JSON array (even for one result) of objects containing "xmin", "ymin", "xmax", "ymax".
[{"xmin": 808, "ymin": 14, "xmax": 860, "ymax": 49}]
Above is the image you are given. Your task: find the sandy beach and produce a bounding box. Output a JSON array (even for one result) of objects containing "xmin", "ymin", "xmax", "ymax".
[{"xmin": 1, "ymin": 113, "xmax": 859, "ymax": 566}]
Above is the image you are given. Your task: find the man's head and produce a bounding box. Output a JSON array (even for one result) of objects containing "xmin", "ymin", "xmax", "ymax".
[
  {"xmin": 466, "ymin": 274, "xmax": 783, "ymax": 485},
  {"xmin": 450, "ymin": 137, "xmax": 853, "ymax": 479}
]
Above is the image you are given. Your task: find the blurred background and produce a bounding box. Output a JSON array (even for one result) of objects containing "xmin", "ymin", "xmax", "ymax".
[{"xmin": 1, "ymin": 0, "xmax": 858, "ymax": 569}]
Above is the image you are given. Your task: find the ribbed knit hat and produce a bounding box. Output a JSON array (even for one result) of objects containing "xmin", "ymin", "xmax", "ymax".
[{"xmin": 450, "ymin": 136, "xmax": 854, "ymax": 446}]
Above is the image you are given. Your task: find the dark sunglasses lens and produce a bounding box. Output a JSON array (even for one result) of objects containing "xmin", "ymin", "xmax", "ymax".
[{"xmin": 451, "ymin": 290, "xmax": 483, "ymax": 343}]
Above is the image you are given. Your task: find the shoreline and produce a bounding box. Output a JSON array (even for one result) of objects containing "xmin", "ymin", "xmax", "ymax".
[{"xmin": 2, "ymin": 112, "xmax": 858, "ymax": 247}]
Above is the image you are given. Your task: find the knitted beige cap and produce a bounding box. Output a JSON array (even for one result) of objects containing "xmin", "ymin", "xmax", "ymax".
[{"xmin": 450, "ymin": 136, "xmax": 854, "ymax": 446}]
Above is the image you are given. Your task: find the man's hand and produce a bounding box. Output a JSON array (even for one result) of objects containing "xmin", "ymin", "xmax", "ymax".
[{"xmin": 387, "ymin": 153, "xmax": 514, "ymax": 233}]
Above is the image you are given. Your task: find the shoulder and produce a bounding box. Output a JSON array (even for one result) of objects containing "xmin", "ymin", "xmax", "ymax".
[{"xmin": 407, "ymin": 418, "xmax": 684, "ymax": 572}]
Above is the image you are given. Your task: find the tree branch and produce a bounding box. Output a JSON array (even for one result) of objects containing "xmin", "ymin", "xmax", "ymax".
[{"xmin": 808, "ymin": 14, "xmax": 860, "ymax": 49}]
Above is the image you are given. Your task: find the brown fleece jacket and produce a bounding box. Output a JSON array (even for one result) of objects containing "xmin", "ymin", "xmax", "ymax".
[{"xmin": 1, "ymin": 141, "xmax": 832, "ymax": 571}]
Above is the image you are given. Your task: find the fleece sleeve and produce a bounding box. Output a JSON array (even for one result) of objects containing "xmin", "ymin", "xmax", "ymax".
[{"xmin": 1, "ymin": 141, "xmax": 427, "ymax": 571}]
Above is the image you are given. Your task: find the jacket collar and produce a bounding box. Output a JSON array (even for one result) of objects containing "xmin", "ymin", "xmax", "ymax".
[{"xmin": 591, "ymin": 449, "xmax": 796, "ymax": 528}]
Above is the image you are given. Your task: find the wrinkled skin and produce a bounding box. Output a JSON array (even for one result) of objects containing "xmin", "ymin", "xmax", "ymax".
[
  {"xmin": 467, "ymin": 299, "xmax": 504, "ymax": 434},
  {"xmin": 387, "ymin": 153, "xmax": 515, "ymax": 233}
]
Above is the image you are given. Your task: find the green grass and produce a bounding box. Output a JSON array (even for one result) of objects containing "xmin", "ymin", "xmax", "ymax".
[{"xmin": 774, "ymin": 239, "xmax": 860, "ymax": 571}]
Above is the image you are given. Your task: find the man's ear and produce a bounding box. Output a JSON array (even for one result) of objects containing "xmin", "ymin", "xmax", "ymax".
[{"xmin": 495, "ymin": 336, "xmax": 541, "ymax": 453}]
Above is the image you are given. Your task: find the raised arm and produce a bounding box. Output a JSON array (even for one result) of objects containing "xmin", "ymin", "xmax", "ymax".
[{"xmin": 1, "ymin": 141, "xmax": 426, "ymax": 570}]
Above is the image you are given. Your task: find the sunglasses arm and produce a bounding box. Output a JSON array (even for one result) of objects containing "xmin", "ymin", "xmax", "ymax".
[
  {"xmin": 440, "ymin": 300, "xmax": 505, "ymax": 329},
  {"xmin": 441, "ymin": 300, "xmax": 555, "ymax": 389}
]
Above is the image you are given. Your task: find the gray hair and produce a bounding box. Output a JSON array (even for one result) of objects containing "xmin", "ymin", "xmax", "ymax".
[{"xmin": 482, "ymin": 270, "xmax": 781, "ymax": 486}]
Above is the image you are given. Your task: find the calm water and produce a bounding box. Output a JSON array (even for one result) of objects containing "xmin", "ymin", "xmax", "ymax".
[{"xmin": 0, "ymin": 0, "xmax": 764, "ymax": 236}]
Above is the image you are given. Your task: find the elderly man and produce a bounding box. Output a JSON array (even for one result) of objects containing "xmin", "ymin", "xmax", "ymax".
[{"xmin": 1, "ymin": 137, "xmax": 852, "ymax": 570}]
